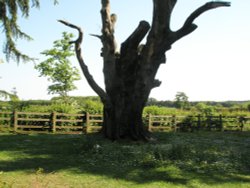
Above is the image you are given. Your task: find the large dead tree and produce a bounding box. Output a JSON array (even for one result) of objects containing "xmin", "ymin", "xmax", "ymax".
[{"xmin": 59, "ymin": 0, "xmax": 230, "ymax": 140}]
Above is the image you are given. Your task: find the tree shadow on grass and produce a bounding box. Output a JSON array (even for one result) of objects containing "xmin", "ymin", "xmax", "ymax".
[{"xmin": 0, "ymin": 132, "xmax": 250, "ymax": 187}]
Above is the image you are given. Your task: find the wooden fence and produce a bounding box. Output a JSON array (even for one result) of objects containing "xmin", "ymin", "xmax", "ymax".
[
  {"xmin": 0, "ymin": 111, "xmax": 103, "ymax": 133},
  {"xmin": 0, "ymin": 111, "xmax": 249, "ymax": 133},
  {"xmin": 148, "ymin": 114, "xmax": 248, "ymax": 132}
]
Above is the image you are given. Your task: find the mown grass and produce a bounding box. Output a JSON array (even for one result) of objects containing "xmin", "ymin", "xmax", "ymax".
[{"xmin": 0, "ymin": 132, "xmax": 250, "ymax": 187}]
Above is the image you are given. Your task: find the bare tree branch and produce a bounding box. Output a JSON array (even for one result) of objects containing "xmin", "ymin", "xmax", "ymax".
[
  {"xmin": 152, "ymin": 79, "xmax": 162, "ymax": 88},
  {"xmin": 100, "ymin": 0, "xmax": 118, "ymax": 94},
  {"xmin": 121, "ymin": 21, "xmax": 150, "ymax": 55},
  {"xmin": 142, "ymin": 0, "xmax": 177, "ymax": 62},
  {"xmin": 100, "ymin": 1, "xmax": 116, "ymax": 35},
  {"xmin": 100, "ymin": 0, "xmax": 116, "ymax": 53},
  {"xmin": 151, "ymin": 0, "xmax": 177, "ymax": 32},
  {"xmin": 58, "ymin": 20, "xmax": 107, "ymax": 102},
  {"xmin": 174, "ymin": 1, "xmax": 231, "ymax": 42},
  {"xmin": 90, "ymin": 34, "xmax": 102, "ymax": 40}
]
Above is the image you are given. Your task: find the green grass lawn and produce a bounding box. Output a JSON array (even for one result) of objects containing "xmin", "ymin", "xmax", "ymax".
[{"xmin": 0, "ymin": 132, "xmax": 250, "ymax": 188}]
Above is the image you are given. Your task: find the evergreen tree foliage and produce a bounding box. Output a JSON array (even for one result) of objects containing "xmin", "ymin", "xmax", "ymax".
[{"xmin": 0, "ymin": 0, "xmax": 57, "ymax": 62}]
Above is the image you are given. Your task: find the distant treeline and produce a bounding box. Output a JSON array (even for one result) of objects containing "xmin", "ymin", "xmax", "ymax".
[{"xmin": 147, "ymin": 97, "xmax": 250, "ymax": 109}]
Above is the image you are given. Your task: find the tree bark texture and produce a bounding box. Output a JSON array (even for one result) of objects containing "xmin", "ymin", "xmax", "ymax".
[{"xmin": 60, "ymin": 0, "xmax": 230, "ymax": 140}]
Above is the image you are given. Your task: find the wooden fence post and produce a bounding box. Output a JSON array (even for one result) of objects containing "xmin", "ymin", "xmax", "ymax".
[
  {"xmin": 219, "ymin": 114, "xmax": 223, "ymax": 131},
  {"xmin": 207, "ymin": 116, "xmax": 212, "ymax": 130},
  {"xmin": 172, "ymin": 115, "xmax": 176, "ymax": 132},
  {"xmin": 148, "ymin": 114, "xmax": 152, "ymax": 131},
  {"xmin": 86, "ymin": 112, "xmax": 90, "ymax": 133},
  {"xmin": 239, "ymin": 116, "xmax": 245, "ymax": 131},
  {"xmin": 51, "ymin": 112, "xmax": 56, "ymax": 133},
  {"xmin": 13, "ymin": 111, "xmax": 18, "ymax": 132},
  {"xmin": 8, "ymin": 112, "xmax": 11, "ymax": 129},
  {"xmin": 82, "ymin": 112, "xmax": 87, "ymax": 133},
  {"xmin": 197, "ymin": 114, "xmax": 201, "ymax": 130}
]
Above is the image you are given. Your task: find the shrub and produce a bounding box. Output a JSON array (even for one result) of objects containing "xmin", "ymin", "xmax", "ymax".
[
  {"xmin": 80, "ymin": 99, "xmax": 103, "ymax": 114},
  {"xmin": 143, "ymin": 106, "xmax": 177, "ymax": 115}
]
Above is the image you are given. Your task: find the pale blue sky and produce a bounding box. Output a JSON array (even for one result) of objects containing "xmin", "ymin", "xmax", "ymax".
[{"xmin": 1, "ymin": 0, "xmax": 250, "ymax": 101}]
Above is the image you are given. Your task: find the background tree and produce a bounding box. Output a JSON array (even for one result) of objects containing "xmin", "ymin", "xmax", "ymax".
[
  {"xmin": 35, "ymin": 32, "xmax": 81, "ymax": 102},
  {"xmin": 174, "ymin": 92, "xmax": 190, "ymax": 110},
  {"xmin": 195, "ymin": 102, "xmax": 216, "ymax": 116},
  {"xmin": 0, "ymin": 67, "xmax": 19, "ymax": 101},
  {"xmin": 60, "ymin": 0, "xmax": 230, "ymax": 140},
  {"xmin": 246, "ymin": 104, "xmax": 250, "ymax": 112},
  {"xmin": 0, "ymin": 0, "xmax": 57, "ymax": 62},
  {"xmin": 0, "ymin": 90, "xmax": 18, "ymax": 101}
]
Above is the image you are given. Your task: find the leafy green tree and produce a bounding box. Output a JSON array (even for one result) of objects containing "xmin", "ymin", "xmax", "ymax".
[
  {"xmin": 0, "ymin": 0, "xmax": 57, "ymax": 62},
  {"xmin": 174, "ymin": 92, "xmax": 190, "ymax": 110},
  {"xmin": 35, "ymin": 32, "xmax": 81, "ymax": 101}
]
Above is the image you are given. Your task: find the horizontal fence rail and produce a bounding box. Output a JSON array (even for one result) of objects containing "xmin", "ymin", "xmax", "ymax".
[{"xmin": 0, "ymin": 111, "xmax": 249, "ymax": 133}]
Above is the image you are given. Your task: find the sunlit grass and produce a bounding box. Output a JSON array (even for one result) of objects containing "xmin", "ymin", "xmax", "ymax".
[{"xmin": 0, "ymin": 132, "xmax": 250, "ymax": 187}]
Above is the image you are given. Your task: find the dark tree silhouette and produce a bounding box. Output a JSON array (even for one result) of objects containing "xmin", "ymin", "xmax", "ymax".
[{"xmin": 59, "ymin": 0, "xmax": 230, "ymax": 140}]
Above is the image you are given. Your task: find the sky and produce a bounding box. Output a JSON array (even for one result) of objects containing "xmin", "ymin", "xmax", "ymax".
[{"xmin": 0, "ymin": 0, "xmax": 250, "ymax": 102}]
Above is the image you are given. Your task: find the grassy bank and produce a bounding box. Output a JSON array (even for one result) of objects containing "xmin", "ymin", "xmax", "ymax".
[{"xmin": 0, "ymin": 132, "xmax": 250, "ymax": 187}]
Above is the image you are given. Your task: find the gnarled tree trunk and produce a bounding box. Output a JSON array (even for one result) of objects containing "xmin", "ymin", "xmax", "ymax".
[{"xmin": 59, "ymin": 0, "xmax": 230, "ymax": 140}]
